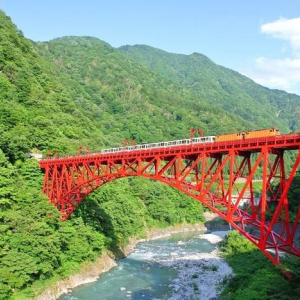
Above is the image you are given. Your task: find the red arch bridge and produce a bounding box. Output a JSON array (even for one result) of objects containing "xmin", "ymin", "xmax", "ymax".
[{"xmin": 39, "ymin": 134, "xmax": 300, "ymax": 265}]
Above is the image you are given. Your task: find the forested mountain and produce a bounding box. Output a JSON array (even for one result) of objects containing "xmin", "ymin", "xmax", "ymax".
[{"xmin": 119, "ymin": 45, "xmax": 300, "ymax": 132}]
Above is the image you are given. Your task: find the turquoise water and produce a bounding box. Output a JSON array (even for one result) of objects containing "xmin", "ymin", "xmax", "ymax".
[{"xmin": 60, "ymin": 231, "xmax": 215, "ymax": 300}]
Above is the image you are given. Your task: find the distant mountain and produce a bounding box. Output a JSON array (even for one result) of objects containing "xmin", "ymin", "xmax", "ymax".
[
  {"xmin": 119, "ymin": 45, "xmax": 300, "ymax": 132},
  {"xmin": 35, "ymin": 36, "xmax": 252, "ymax": 150}
]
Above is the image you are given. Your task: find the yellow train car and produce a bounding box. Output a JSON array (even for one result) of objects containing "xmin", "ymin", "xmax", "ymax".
[
  {"xmin": 215, "ymin": 128, "xmax": 280, "ymax": 142},
  {"xmin": 245, "ymin": 128, "xmax": 280, "ymax": 139},
  {"xmin": 215, "ymin": 132, "xmax": 244, "ymax": 142}
]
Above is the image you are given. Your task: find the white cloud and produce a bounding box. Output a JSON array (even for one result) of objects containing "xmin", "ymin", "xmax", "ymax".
[
  {"xmin": 243, "ymin": 57, "xmax": 300, "ymax": 94},
  {"xmin": 241, "ymin": 17, "xmax": 300, "ymax": 96},
  {"xmin": 261, "ymin": 17, "xmax": 300, "ymax": 55}
]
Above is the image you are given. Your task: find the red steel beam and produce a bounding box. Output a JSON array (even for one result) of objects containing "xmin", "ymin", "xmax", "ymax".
[{"xmin": 39, "ymin": 133, "xmax": 300, "ymax": 265}]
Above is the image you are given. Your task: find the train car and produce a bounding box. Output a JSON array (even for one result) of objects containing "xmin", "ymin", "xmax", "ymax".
[
  {"xmin": 215, "ymin": 132, "xmax": 244, "ymax": 142},
  {"xmin": 193, "ymin": 136, "xmax": 216, "ymax": 143},
  {"xmin": 100, "ymin": 136, "xmax": 217, "ymax": 154},
  {"xmin": 244, "ymin": 128, "xmax": 280, "ymax": 139}
]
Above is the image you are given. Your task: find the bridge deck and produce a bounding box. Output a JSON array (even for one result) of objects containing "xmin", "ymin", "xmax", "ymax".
[{"xmin": 40, "ymin": 133, "xmax": 300, "ymax": 166}]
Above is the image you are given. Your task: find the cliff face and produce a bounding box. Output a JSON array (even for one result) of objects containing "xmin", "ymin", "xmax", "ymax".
[{"xmin": 34, "ymin": 252, "xmax": 117, "ymax": 300}]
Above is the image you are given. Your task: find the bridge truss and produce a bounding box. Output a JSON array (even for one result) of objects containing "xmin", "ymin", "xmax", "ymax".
[{"xmin": 40, "ymin": 134, "xmax": 300, "ymax": 265}]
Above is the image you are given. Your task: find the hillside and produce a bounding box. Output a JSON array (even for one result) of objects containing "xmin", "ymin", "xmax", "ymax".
[
  {"xmin": 119, "ymin": 45, "xmax": 300, "ymax": 132},
  {"xmin": 35, "ymin": 36, "xmax": 252, "ymax": 149},
  {"xmin": 0, "ymin": 13, "xmax": 107, "ymax": 161}
]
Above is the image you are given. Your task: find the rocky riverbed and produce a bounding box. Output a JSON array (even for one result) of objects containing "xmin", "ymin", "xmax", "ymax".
[{"xmin": 162, "ymin": 232, "xmax": 232, "ymax": 300}]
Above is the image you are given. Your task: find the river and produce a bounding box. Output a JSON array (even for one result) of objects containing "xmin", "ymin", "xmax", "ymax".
[{"xmin": 60, "ymin": 229, "xmax": 232, "ymax": 300}]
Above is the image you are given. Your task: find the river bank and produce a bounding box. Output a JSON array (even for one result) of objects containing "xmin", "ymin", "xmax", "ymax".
[{"xmin": 35, "ymin": 216, "xmax": 230, "ymax": 300}]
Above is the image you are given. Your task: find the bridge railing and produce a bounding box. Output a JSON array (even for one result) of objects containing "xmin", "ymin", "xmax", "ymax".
[{"xmin": 40, "ymin": 133, "xmax": 300, "ymax": 164}]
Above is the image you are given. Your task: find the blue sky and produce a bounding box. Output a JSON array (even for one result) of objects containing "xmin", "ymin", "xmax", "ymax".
[{"xmin": 1, "ymin": 0, "xmax": 300, "ymax": 95}]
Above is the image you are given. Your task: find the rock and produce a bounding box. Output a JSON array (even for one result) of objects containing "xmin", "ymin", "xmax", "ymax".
[{"xmin": 177, "ymin": 241, "xmax": 185, "ymax": 245}]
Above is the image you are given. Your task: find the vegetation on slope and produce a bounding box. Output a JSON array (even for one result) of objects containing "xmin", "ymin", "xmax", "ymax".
[
  {"xmin": 0, "ymin": 13, "xmax": 123, "ymax": 161},
  {"xmin": 220, "ymin": 231, "xmax": 300, "ymax": 300},
  {"xmin": 36, "ymin": 36, "xmax": 252, "ymax": 149},
  {"xmin": 119, "ymin": 45, "xmax": 300, "ymax": 132}
]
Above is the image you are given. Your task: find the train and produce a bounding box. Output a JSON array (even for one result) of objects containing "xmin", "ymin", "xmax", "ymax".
[
  {"xmin": 47, "ymin": 128, "xmax": 280, "ymax": 158},
  {"xmin": 100, "ymin": 128, "xmax": 280, "ymax": 154}
]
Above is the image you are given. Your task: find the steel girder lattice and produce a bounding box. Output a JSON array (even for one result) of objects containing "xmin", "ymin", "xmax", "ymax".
[{"xmin": 40, "ymin": 134, "xmax": 300, "ymax": 265}]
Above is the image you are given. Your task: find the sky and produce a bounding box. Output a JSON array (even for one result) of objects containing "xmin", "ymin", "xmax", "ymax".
[{"xmin": 1, "ymin": 0, "xmax": 300, "ymax": 95}]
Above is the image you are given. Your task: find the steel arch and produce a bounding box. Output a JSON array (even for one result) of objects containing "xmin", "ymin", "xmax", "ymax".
[{"xmin": 40, "ymin": 133, "xmax": 300, "ymax": 265}]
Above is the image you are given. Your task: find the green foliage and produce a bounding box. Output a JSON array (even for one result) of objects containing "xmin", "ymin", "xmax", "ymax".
[
  {"xmin": 0, "ymin": 154, "xmax": 106, "ymax": 298},
  {"xmin": 220, "ymin": 231, "xmax": 300, "ymax": 300}
]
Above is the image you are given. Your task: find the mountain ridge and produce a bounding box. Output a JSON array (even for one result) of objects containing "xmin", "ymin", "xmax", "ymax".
[{"xmin": 118, "ymin": 44, "xmax": 300, "ymax": 132}]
